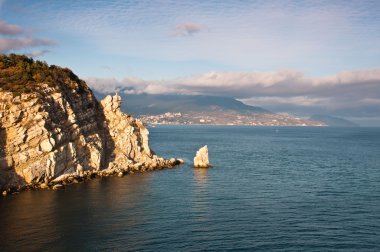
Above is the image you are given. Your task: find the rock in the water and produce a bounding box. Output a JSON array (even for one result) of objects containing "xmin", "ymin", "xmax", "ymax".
[
  {"xmin": 177, "ymin": 159, "xmax": 184, "ymax": 164},
  {"xmin": 52, "ymin": 184, "xmax": 64, "ymax": 190},
  {"xmin": 194, "ymin": 145, "xmax": 210, "ymax": 168},
  {"xmin": 40, "ymin": 183, "xmax": 48, "ymax": 189}
]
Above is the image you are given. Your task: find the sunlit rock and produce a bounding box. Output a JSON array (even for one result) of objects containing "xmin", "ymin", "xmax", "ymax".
[
  {"xmin": 194, "ymin": 145, "xmax": 210, "ymax": 168},
  {"xmin": 0, "ymin": 55, "xmax": 183, "ymax": 192}
]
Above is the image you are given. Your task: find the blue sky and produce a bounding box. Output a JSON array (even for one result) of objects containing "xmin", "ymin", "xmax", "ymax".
[
  {"xmin": 1, "ymin": 0, "xmax": 380, "ymax": 78},
  {"xmin": 1, "ymin": 0, "xmax": 380, "ymax": 124}
]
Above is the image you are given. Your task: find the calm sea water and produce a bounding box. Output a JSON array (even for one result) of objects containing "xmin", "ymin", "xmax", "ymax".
[{"xmin": 1, "ymin": 126, "xmax": 380, "ymax": 251}]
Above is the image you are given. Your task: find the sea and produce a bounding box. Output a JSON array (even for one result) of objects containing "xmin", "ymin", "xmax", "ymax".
[{"xmin": 1, "ymin": 126, "xmax": 380, "ymax": 251}]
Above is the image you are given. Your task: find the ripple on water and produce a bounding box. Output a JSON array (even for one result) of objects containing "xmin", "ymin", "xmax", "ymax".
[{"xmin": 1, "ymin": 126, "xmax": 380, "ymax": 251}]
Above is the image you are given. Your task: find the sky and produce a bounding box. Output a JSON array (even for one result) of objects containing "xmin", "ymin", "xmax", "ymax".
[{"xmin": 0, "ymin": 0, "xmax": 380, "ymax": 125}]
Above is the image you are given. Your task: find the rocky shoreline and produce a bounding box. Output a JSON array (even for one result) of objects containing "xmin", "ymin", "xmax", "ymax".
[{"xmin": 2, "ymin": 158, "xmax": 183, "ymax": 196}]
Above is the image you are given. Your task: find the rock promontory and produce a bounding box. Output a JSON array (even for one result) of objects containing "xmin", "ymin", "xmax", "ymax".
[
  {"xmin": 194, "ymin": 145, "xmax": 210, "ymax": 168},
  {"xmin": 0, "ymin": 54, "xmax": 182, "ymax": 193}
]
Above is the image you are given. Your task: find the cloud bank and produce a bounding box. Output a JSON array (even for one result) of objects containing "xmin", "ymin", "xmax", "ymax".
[{"xmin": 86, "ymin": 68, "xmax": 380, "ymax": 120}]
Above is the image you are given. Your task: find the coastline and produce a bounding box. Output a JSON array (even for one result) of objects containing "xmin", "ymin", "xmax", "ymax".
[
  {"xmin": 146, "ymin": 122, "xmax": 327, "ymax": 127},
  {"xmin": 2, "ymin": 158, "xmax": 183, "ymax": 196}
]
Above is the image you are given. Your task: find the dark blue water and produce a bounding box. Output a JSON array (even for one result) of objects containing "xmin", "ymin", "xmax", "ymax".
[{"xmin": 1, "ymin": 126, "xmax": 380, "ymax": 251}]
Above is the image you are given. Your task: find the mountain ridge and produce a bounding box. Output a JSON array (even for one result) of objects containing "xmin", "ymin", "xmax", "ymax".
[
  {"xmin": 93, "ymin": 91, "xmax": 270, "ymax": 116},
  {"xmin": 309, "ymin": 114, "xmax": 358, "ymax": 127},
  {"xmin": 93, "ymin": 91, "xmax": 324, "ymax": 126}
]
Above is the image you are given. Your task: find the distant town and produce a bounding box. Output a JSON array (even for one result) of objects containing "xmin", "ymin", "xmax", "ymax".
[{"xmin": 139, "ymin": 111, "xmax": 326, "ymax": 126}]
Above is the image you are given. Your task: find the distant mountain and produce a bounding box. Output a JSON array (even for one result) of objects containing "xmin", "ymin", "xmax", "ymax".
[
  {"xmin": 93, "ymin": 92, "xmax": 270, "ymax": 116},
  {"xmin": 309, "ymin": 115, "xmax": 358, "ymax": 127},
  {"xmin": 93, "ymin": 91, "xmax": 324, "ymax": 126}
]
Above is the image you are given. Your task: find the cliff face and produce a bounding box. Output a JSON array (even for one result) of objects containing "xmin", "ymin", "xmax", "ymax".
[{"xmin": 0, "ymin": 55, "xmax": 179, "ymax": 191}]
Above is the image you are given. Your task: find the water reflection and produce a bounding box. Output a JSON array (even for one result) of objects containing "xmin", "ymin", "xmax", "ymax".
[
  {"xmin": 192, "ymin": 168, "xmax": 210, "ymax": 224},
  {"xmin": 193, "ymin": 168, "xmax": 209, "ymax": 187},
  {"xmin": 0, "ymin": 174, "xmax": 154, "ymax": 251},
  {"xmin": 0, "ymin": 190, "xmax": 62, "ymax": 251}
]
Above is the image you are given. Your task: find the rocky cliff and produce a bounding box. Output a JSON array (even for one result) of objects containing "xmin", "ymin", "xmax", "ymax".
[{"xmin": 0, "ymin": 54, "xmax": 181, "ymax": 193}]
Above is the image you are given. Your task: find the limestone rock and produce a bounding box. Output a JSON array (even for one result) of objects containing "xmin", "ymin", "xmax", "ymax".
[
  {"xmin": 0, "ymin": 88, "xmax": 180, "ymax": 192},
  {"xmin": 40, "ymin": 183, "xmax": 48, "ymax": 189},
  {"xmin": 194, "ymin": 145, "xmax": 210, "ymax": 168},
  {"xmin": 177, "ymin": 159, "xmax": 185, "ymax": 164},
  {"xmin": 52, "ymin": 184, "xmax": 64, "ymax": 190},
  {"xmin": 0, "ymin": 57, "xmax": 182, "ymax": 192},
  {"xmin": 40, "ymin": 138, "xmax": 55, "ymax": 152},
  {"xmin": 76, "ymin": 164, "xmax": 84, "ymax": 175}
]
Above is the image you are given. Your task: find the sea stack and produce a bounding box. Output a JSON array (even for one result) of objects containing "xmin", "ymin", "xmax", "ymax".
[{"xmin": 194, "ymin": 145, "xmax": 210, "ymax": 168}]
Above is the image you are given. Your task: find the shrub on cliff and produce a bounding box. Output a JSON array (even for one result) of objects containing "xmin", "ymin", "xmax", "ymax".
[{"xmin": 0, "ymin": 54, "xmax": 88, "ymax": 96}]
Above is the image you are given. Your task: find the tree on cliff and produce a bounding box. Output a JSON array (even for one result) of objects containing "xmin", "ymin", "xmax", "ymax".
[{"xmin": 0, "ymin": 54, "xmax": 88, "ymax": 96}]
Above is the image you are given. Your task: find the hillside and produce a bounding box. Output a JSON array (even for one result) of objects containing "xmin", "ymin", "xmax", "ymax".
[
  {"xmin": 93, "ymin": 92, "xmax": 324, "ymax": 126},
  {"xmin": 309, "ymin": 115, "xmax": 358, "ymax": 127},
  {"xmin": 93, "ymin": 92, "xmax": 270, "ymax": 116}
]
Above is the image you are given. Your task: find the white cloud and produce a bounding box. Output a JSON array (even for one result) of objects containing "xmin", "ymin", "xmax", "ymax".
[
  {"xmin": 173, "ymin": 23, "xmax": 203, "ymax": 37},
  {"xmin": 25, "ymin": 49, "xmax": 51, "ymax": 57},
  {"xmin": 240, "ymin": 96, "xmax": 329, "ymax": 107},
  {"xmin": 87, "ymin": 68, "xmax": 380, "ymax": 97},
  {"xmin": 85, "ymin": 76, "xmax": 147, "ymax": 94},
  {"xmin": 0, "ymin": 19, "xmax": 54, "ymax": 54},
  {"xmin": 0, "ymin": 37, "xmax": 54, "ymax": 53},
  {"xmin": 86, "ymin": 68, "xmax": 380, "ymax": 118}
]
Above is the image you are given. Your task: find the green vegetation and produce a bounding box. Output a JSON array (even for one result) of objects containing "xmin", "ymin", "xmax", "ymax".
[{"xmin": 0, "ymin": 54, "xmax": 88, "ymax": 96}]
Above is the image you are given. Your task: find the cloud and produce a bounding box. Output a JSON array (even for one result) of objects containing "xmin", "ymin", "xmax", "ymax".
[
  {"xmin": 85, "ymin": 77, "xmax": 147, "ymax": 94},
  {"xmin": 17, "ymin": 1, "xmax": 380, "ymax": 75},
  {"xmin": 176, "ymin": 69, "xmax": 380, "ymax": 118},
  {"xmin": 0, "ymin": 20, "xmax": 23, "ymax": 35},
  {"xmin": 0, "ymin": 19, "xmax": 54, "ymax": 53},
  {"xmin": 240, "ymin": 96, "xmax": 329, "ymax": 107},
  {"xmin": 25, "ymin": 49, "xmax": 51, "ymax": 57},
  {"xmin": 173, "ymin": 22, "xmax": 203, "ymax": 37},
  {"xmin": 86, "ymin": 68, "xmax": 380, "ymax": 119},
  {"xmin": 0, "ymin": 38, "xmax": 54, "ymax": 53}
]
